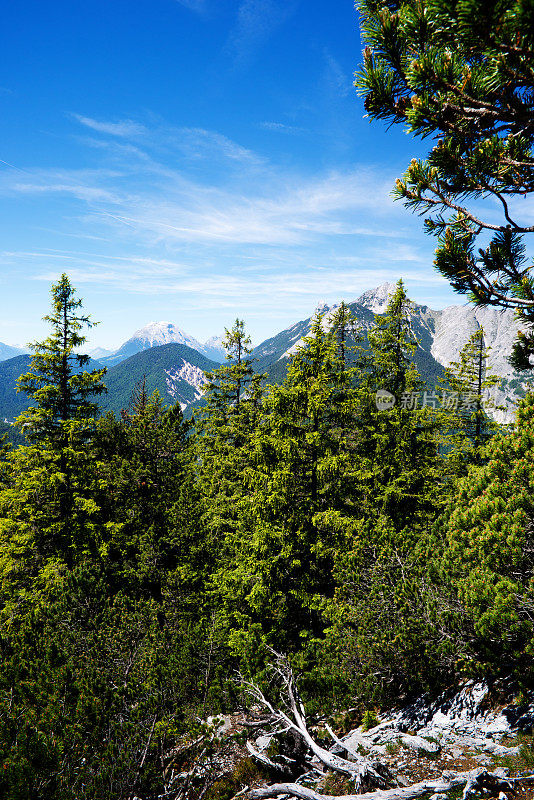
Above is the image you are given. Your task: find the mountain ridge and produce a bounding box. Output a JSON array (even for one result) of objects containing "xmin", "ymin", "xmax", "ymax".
[
  {"xmin": 250, "ymin": 283, "xmax": 531, "ymax": 422},
  {"xmin": 99, "ymin": 322, "xmax": 226, "ymax": 367},
  {"xmin": 1, "ymin": 285, "xmax": 531, "ymax": 424},
  {"xmin": 0, "ymin": 344, "xmax": 219, "ymax": 423},
  {"xmin": 0, "ymin": 342, "xmax": 29, "ymax": 363}
]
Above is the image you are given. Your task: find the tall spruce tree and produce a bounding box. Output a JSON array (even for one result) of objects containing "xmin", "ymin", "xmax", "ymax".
[
  {"xmin": 213, "ymin": 313, "xmax": 359, "ymax": 662},
  {"xmin": 360, "ymin": 279, "xmax": 419, "ymax": 398},
  {"xmin": 17, "ymin": 273, "xmax": 106, "ymax": 447},
  {"xmin": 322, "ymin": 281, "xmax": 449, "ymax": 700},
  {"xmin": 202, "ymin": 318, "xmax": 255, "ymax": 412},
  {"xmin": 330, "ymin": 300, "xmax": 360, "ymax": 366},
  {"xmin": 195, "ymin": 319, "xmax": 264, "ymax": 558},
  {"xmin": 1, "ymin": 275, "xmax": 107, "ymax": 569},
  {"xmin": 439, "ymin": 327, "xmax": 504, "ymax": 453},
  {"xmin": 0, "ymin": 296, "xmax": 216, "ymax": 800}
]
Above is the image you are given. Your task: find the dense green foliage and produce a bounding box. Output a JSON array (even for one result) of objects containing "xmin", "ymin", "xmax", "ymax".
[
  {"xmin": 0, "ymin": 275, "xmax": 533, "ymax": 798},
  {"xmin": 355, "ymin": 0, "xmax": 534, "ymax": 367},
  {"xmin": 100, "ymin": 343, "xmax": 220, "ymax": 417},
  {"xmin": 0, "ymin": 421, "xmax": 26, "ymax": 448},
  {"xmin": 0, "ymin": 345, "xmax": 218, "ymax": 423}
]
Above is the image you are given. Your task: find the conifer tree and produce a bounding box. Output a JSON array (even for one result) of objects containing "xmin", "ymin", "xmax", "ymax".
[
  {"xmin": 322, "ymin": 281, "xmax": 449, "ymax": 699},
  {"xmin": 0, "ymin": 275, "xmax": 107, "ymax": 568},
  {"xmin": 17, "ymin": 273, "xmax": 106, "ymax": 447},
  {"xmin": 355, "ymin": 1, "xmax": 534, "ymax": 366},
  {"xmin": 194, "ymin": 319, "xmax": 264, "ymax": 559},
  {"xmin": 0, "ymin": 283, "xmax": 222, "ymax": 800},
  {"xmin": 330, "ymin": 300, "xmax": 360, "ymax": 366},
  {"xmin": 214, "ymin": 313, "xmax": 359, "ymax": 659},
  {"xmin": 360, "ymin": 279, "xmax": 419, "ymax": 398},
  {"xmin": 203, "ymin": 318, "xmax": 255, "ymax": 413},
  {"xmin": 436, "ymin": 392, "xmax": 534, "ymax": 679},
  {"xmin": 352, "ymin": 281, "xmax": 438, "ymax": 531},
  {"xmin": 93, "ymin": 383, "xmax": 196, "ymax": 599},
  {"xmin": 439, "ymin": 327, "xmax": 503, "ymax": 453}
]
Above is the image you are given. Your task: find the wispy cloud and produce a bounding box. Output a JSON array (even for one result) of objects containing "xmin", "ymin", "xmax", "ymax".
[
  {"xmin": 323, "ymin": 50, "xmax": 351, "ymax": 98},
  {"xmin": 260, "ymin": 121, "xmax": 305, "ymax": 135},
  {"xmin": 227, "ymin": 0, "xmax": 298, "ymax": 66},
  {"xmin": 4, "ymin": 167, "xmax": 122, "ymax": 203},
  {"xmin": 174, "ymin": 127, "xmax": 264, "ymax": 165},
  {"xmin": 3, "ymin": 249, "xmax": 445, "ymax": 304},
  {"xmin": 0, "ymin": 129, "xmax": 400, "ymax": 248},
  {"xmin": 84, "ymin": 168, "xmax": 398, "ymax": 247},
  {"xmin": 0, "ymin": 115, "xmax": 446, "ymax": 345},
  {"xmin": 174, "ymin": 0, "xmax": 206, "ymax": 11},
  {"xmin": 72, "ymin": 114, "xmax": 147, "ymax": 137}
]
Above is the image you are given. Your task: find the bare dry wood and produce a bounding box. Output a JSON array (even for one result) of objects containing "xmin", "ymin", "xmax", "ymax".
[
  {"xmin": 245, "ymin": 741, "xmax": 295, "ymax": 777},
  {"xmin": 247, "ymin": 768, "xmax": 523, "ymax": 800},
  {"xmin": 241, "ymin": 653, "xmax": 391, "ymax": 793}
]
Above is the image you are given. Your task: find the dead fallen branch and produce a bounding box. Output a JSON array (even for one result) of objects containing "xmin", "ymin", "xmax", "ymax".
[
  {"xmin": 247, "ymin": 767, "xmax": 525, "ymax": 800},
  {"xmin": 245, "ymin": 740, "xmax": 296, "ymax": 777},
  {"xmin": 241, "ymin": 652, "xmax": 392, "ymax": 793}
]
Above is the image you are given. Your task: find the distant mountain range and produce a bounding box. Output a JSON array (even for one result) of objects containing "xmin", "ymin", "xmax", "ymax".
[
  {"xmin": 0, "ymin": 345, "xmax": 218, "ymax": 425},
  {"xmin": 0, "ymin": 343, "xmax": 28, "ymax": 361},
  {"xmin": 250, "ymin": 284, "xmax": 444, "ymax": 390},
  {"xmin": 250, "ymin": 283, "xmax": 531, "ymax": 422},
  {"xmin": 97, "ymin": 322, "xmax": 226, "ymax": 367},
  {"xmin": 0, "ymin": 322, "xmax": 225, "ymax": 368},
  {"xmin": 0, "ymin": 285, "xmax": 532, "ymax": 427}
]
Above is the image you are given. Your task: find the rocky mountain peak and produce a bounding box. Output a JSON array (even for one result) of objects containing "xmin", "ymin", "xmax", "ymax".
[
  {"xmin": 130, "ymin": 321, "xmax": 200, "ymax": 349},
  {"xmin": 357, "ymin": 282, "xmax": 396, "ymax": 313},
  {"xmin": 314, "ymin": 300, "xmax": 330, "ymax": 316},
  {"xmin": 204, "ymin": 334, "xmax": 224, "ymax": 348}
]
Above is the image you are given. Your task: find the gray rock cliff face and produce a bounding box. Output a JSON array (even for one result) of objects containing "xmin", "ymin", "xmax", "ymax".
[{"xmin": 253, "ymin": 284, "xmax": 531, "ymax": 423}]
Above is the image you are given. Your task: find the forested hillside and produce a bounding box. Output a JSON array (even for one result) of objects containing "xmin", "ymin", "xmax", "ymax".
[
  {"xmin": 99, "ymin": 343, "xmax": 219, "ymax": 416},
  {"xmin": 2, "ymin": 1, "xmax": 534, "ymax": 798},
  {"xmin": 0, "ymin": 273, "xmax": 532, "ymax": 799}
]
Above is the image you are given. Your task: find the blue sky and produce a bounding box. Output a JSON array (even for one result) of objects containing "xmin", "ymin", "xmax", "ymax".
[{"xmin": 0, "ymin": 0, "xmax": 460, "ymax": 350}]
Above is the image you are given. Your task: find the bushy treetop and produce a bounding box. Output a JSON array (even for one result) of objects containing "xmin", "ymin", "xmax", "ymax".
[{"xmin": 355, "ymin": 0, "xmax": 534, "ymax": 367}]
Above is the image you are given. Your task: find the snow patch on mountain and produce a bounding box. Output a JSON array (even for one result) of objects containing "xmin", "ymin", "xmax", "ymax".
[
  {"xmin": 203, "ymin": 335, "xmax": 225, "ymax": 362},
  {"xmin": 132, "ymin": 322, "xmax": 204, "ymax": 351},
  {"xmin": 103, "ymin": 323, "xmax": 226, "ymax": 366}
]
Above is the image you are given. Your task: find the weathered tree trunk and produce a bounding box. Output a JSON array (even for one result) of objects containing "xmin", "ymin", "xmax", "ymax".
[
  {"xmin": 247, "ymin": 768, "xmax": 520, "ymax": 800},
  {"xmin": 241, "ymin": 653, "xmax": 392, "ymax": 793},
  {"xmin": 240, "ymin": 654, "xmax": 534, "ymax": 800}
]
